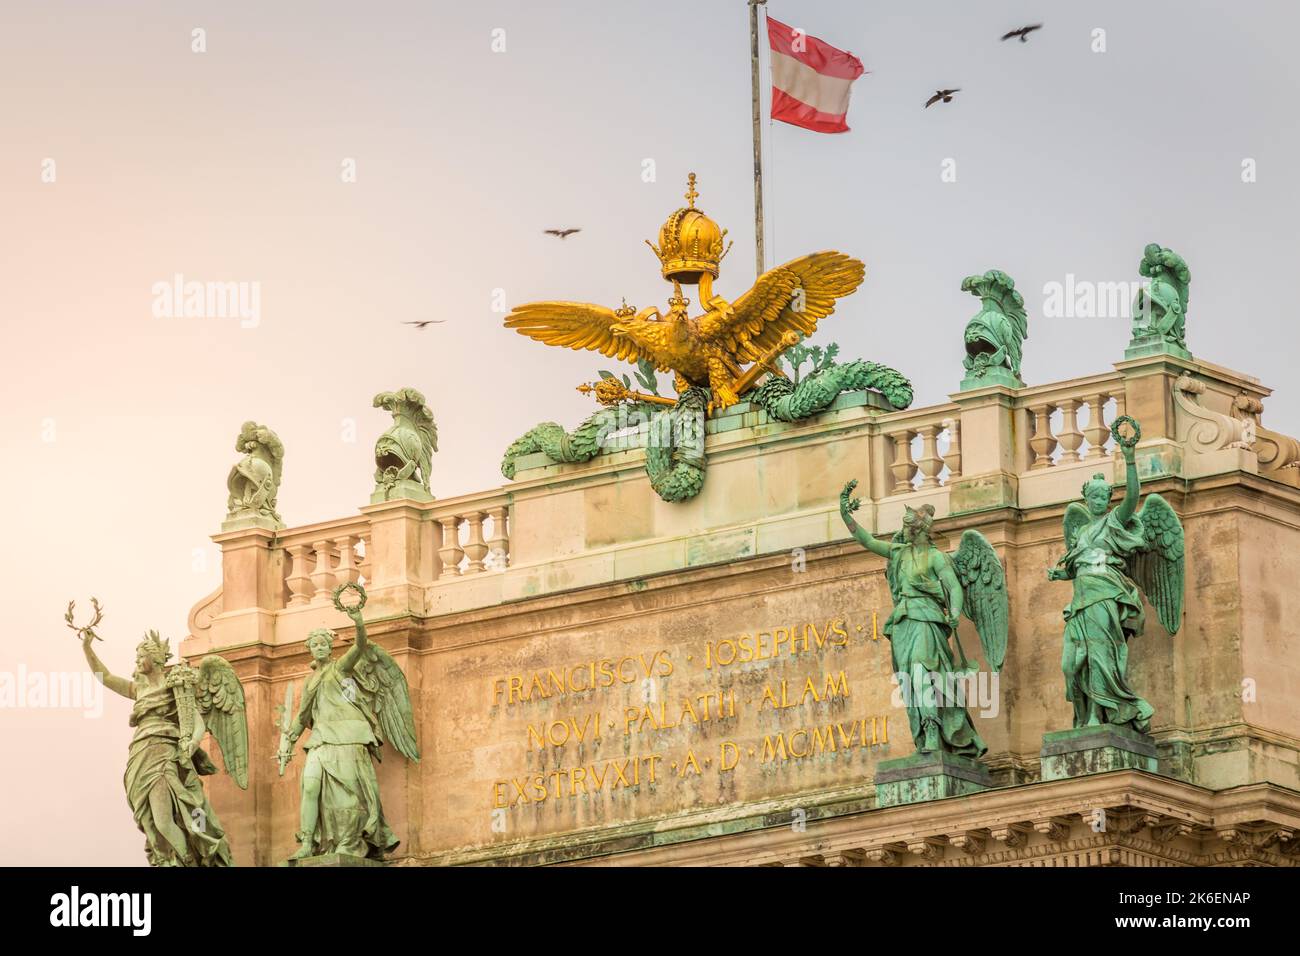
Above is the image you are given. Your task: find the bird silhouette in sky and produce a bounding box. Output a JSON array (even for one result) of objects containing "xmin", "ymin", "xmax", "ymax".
[
  {"xmin": 1001, "ymin": 24, "xmax": 1043, "ymax": 43},
  {"xmin": 925, "ymin": 89, "xmax": 961, "ymax": 108},
  {"xmin": 544, "ymin": 228, "xmax": 581, "ymax": 240},
  {"xmin": 402, "ymin": 320, "xmax": 445, "ymax": 330}
]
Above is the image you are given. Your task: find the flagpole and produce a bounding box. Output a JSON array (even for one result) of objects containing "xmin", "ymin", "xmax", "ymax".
[{"xmin": 748, "ymin": 0, "xmax": 767, "ymax": 277}]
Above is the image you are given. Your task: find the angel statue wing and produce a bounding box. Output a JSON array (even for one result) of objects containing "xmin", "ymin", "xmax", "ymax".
[
  {"xmin": 1127, "ymin": 493, "xmax": 1185, "ymax": 635},
  {"xmin": 1062, "ymin": 501, "xmax": 1091, "ymax": 552},
  {"xmin": 951, "ymin": 530, "xmax": 1009, "ymax": 671},
  {"xmin": 700, "ymin": 252, "xmax": 865, "ymax": 362},
  {"xmin": 504, "ymin": 301, "xmax": 673, "ymax": 370},
  {"xmin": 353, "ymin": 643, "xmax": 421, "ymax": 762},
  {"xmin": 195, "ymin": 655, "xmax": 249, "ymax": 789}
]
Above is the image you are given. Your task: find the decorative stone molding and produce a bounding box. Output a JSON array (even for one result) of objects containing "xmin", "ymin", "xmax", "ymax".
[
  {"xmin": 907, "ymin": 837, "xmax": 947, "ymax": 862},
  {"xmin": 1150, "ymin": 818, "xmax": 1195, "ymax": 844},
  {"xmin": 864, "ymin": 843, "xmax": 905, "ymax": 866},
  {"xmin": 1172, "ymin": 374, "xmax": 1252, "ymax": 453},
  {"xmin": 990, "ymin": 822, "xmax": 1032, "ymax": 848},
  {"xmin": 946, "ymin": 829, "xmax": 988, "ymax": 854},
  {"xmin": 186, "ymin": 587, "xmax": 223, "ymax": 637},
  {"xmin": 1033, "ymin": 817, "xmax": 1072, "ymax": 842},
  {"xmin": 426, "ymin": 759, "xmax": 1300, "ymax": 869},
  {"xmin": 1257, "ymin": 425, "xmax": 1300, "ymax": 473}
]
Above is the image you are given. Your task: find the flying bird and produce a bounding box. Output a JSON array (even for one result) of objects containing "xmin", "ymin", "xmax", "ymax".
[
  {"xmin": 1001, "ymin": 24, "xmax": 1042, "ymax": 42},
  {"xmin": 403, "ymin": 320, "xmax": 445, "ymax": 329},
  {"xmin": 925, "ymin": 89, "xmax": 961, "ymax": 108},
  {"xmin": 544, "ymin": 228, "xmax": 581, "ymax": 240}
]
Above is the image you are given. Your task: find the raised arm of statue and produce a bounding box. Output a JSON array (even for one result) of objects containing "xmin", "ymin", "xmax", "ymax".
[
  {"xmin": 840, "ymin": 480, "xmax": 892, "ymax": 559},
  {"xmin": 338, "ymin": 606, "xmax": 368, "ymax": 675},
  {"xmin": 81, "ymin": 632, "xmax": 134, "ymax": 700},
  {"xmin": 1114, "ymin": 418, "xmax": 1141, "ymax": 525},
  {"xmin": 1116, "ymin": 453, "xmax": 1140, "ymax": 524}
]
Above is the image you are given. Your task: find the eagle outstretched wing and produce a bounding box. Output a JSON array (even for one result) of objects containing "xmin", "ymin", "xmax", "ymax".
[
  {"xmin": 504, "ymin": 302, "xmax": 673, "ymax": 369},
  {"xmin": 1127, "ymin": 493, "xmax": 1185, "ymax": 635},
  {"xmin": 352, "ymin": 643, "xmax": 421, "ymax": 763},
  {"xmin": 701, "ymin": 252, "xmax": 865, "ymax": 361},
  {"xmin": 195, "ymin": 655, "xmax": 249, "ymax": 789},
  {"xmin": 951, "ymin": 529, "xmax": 1009, "ymax": 671}
]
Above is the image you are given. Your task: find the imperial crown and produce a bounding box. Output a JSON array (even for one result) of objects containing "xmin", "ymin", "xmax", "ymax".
[
  {"xmin": 506, "ymin": 168, "xmax": 864, "ymax": 420},
  {"xmin": 646, "ymin": 173, "xmax": 731, "ymax": 284}
]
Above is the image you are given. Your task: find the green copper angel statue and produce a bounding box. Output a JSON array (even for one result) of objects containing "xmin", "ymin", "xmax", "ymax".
[
  {"xmin": 72, "ymin": 601, "xmax": 248, "ymax": 866},
  {"xmin": 277, "ymin": 582, "xmax": 420, "ymax": 861},
  {"xmin": 1048, "ymin": 415, "xmax": 1185, "ymax": 732},
  {"xmin": 839, "ymin": 484, "xmax": 1009, "ymax": 757}
]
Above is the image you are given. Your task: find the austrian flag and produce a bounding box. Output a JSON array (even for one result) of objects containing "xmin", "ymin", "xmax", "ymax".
[{"xmin": 767, "ymin": 17, "xmax": 865, "ymax": 133}]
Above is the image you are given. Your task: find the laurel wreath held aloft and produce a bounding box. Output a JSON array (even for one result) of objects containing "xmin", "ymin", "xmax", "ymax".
[
  {"xmin": 1110, "ymin": 415, "xmax": 1141, "ymax": 450},
  {"xmin": 64, "ymin": 597, "xmax": 104, "ymax": 642},
  {"xmin": 331, "ymin": 581, "xmax": 367, "ymax": 615}
]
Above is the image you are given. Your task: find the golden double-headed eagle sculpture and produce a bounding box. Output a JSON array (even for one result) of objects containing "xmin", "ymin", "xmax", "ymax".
[{"xmin": 505, "ymin": 173, "xmax": 865, "ymax": 412}]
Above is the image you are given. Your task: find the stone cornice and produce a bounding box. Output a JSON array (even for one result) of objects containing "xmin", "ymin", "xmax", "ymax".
[{"xmin": 420, "ymin": 772, "xmax": 1300, "ymax": 868}]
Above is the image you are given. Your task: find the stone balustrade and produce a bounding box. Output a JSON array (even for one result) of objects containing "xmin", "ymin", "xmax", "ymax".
[
  {"xmin": 186, "ymin": 352, "xmax": 1300, "ymax": 655},
  {"xmin": 278, "ymin": 520, "xmax": 371, "ymax": 609},
  {"xmin": 1016, "ymin": 374, "xmax": 1126, "ymax": 471},
  {"xmin": 431, "ymin": 500, "xmax": 510, "ymax": 577},
  {"xmin": 877, "ymin": 404, "xmax": 962, "ymax": 495}
]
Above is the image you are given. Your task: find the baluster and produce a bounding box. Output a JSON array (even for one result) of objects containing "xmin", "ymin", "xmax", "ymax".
[
  {"xmin": 888, "ymin": 429, "xmax": 918, "ymax": 495},
  {"xmin": 915, "ymin": 425, "xmax": 943, "ymax": 489},
  {"xmin": 1083, "ymin": 392, "xmax": 1110, "ymax": 460},
  {"xmin": 356, "ymin": 531, "xmax": 372, "ymax": 585},
  {"xmin": 487, "ymin": 505, "xmax": 510, "ymax": 570},
  {"xmin": 310, "ymin": 539, "xmax": 336, "ymax": 602},
  {"xmin": 463, "ymin": 512, "xmax": 489, "ymax": 574},
  {"xmin": 437, "ymin": 516, "xmax": 464, "ymax": 576},
  {"xmin": 1056, "ymin": 399, "xmax": 1084, "ymax": 464},
  {"xmin": 334, "ymin": 534, "xmax": 359, "ymax": 585},
  {"xmin": 1028, "ymin": 403, "xmax": 1058, "ymax": 469},
  {"xmin": 286, "ymin": 544, "xmax": 313, "ymax": 607},
  {"xmin": 942, "ymin": 419, "xmax": 962, "ymax": 481},
  {"xmin": 428, "ymin": 518, "xmax": 443, "ymax": 581}
]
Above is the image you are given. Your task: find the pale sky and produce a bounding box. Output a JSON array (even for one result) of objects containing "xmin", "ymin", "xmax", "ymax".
[{"xmin": 2, "ymin": 0, "xmax": 1297, "ymax": 865}]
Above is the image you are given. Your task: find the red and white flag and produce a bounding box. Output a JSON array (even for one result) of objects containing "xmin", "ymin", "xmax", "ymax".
[{"xmin": 767, "ymin": 17, "xmax": 865, "ymax": 134}]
